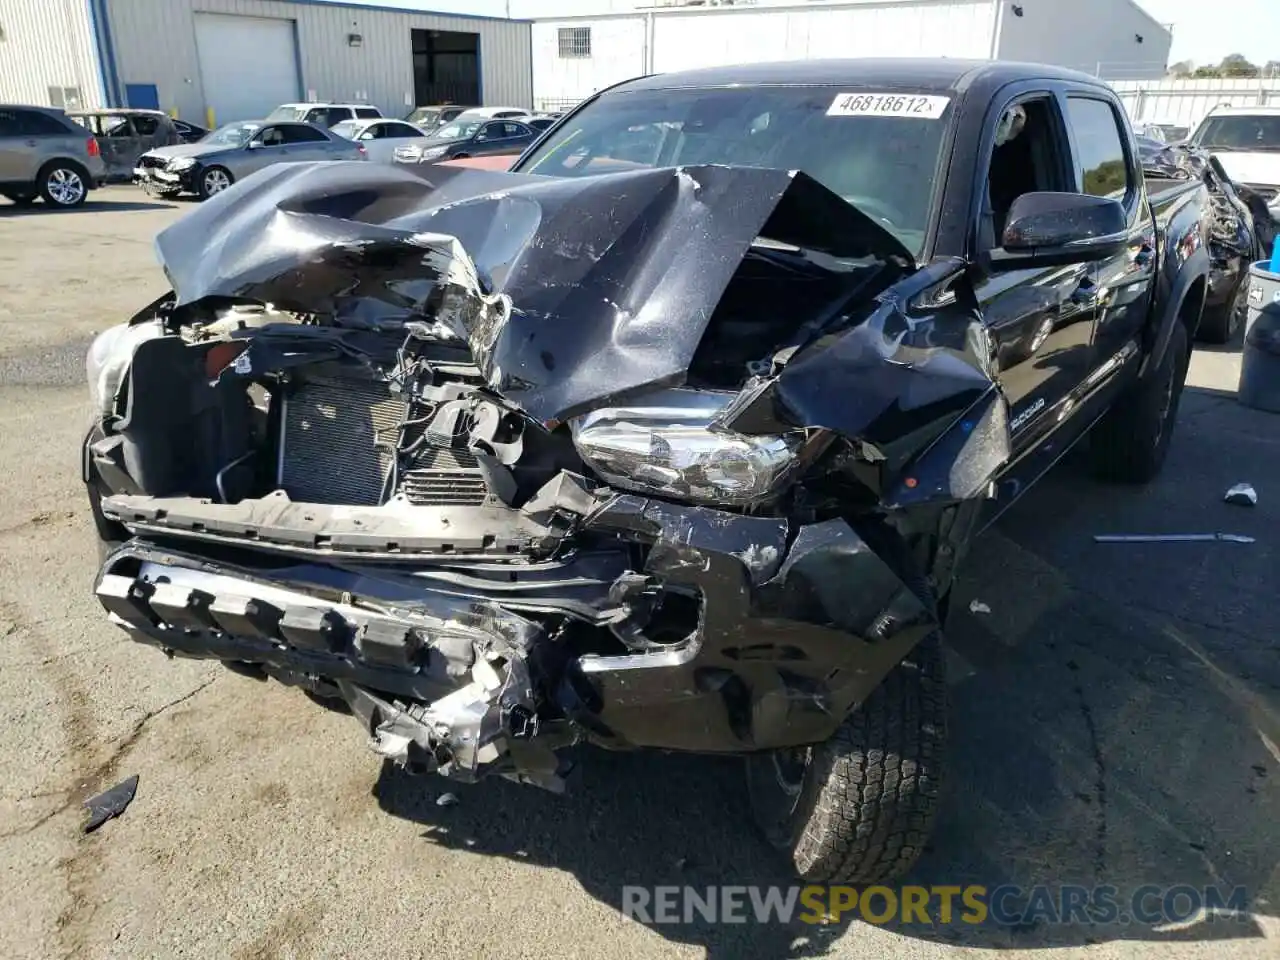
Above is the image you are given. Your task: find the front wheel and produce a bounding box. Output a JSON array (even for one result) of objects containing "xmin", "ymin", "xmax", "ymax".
[
  {"xmin": 746, "ymin": 630, "xmax": 947, "ymax": 884},
  {"xmin": 197, "ymin": 166, "xmax": 233, "ymax": 200},
  {"xmin": 1197, "ymin": 273, "xmax": 1250, "ymax": 345}
]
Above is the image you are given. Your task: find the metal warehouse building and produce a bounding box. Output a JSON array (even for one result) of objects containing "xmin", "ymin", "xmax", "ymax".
[
  {"xmin": 0, "ymin": 0, "xmax": 533, "ymax": 125},
  {"xmin": 530, "ymin": 0, "xmax": 1172, "ymax": 111}
]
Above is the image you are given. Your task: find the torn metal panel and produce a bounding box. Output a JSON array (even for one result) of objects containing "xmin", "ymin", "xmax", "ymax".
[{"xmin": 151, "ymin": 160, "xmax": 912, "ymax": 425}]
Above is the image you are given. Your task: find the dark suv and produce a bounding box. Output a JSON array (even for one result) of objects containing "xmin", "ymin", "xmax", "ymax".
[{"xmin": 0, "ymin": 104, "xmax": 108, "ymax": 207}]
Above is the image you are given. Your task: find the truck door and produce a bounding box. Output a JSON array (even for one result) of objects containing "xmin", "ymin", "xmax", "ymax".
[
  {"xmin": 1061, "ymin": 93, "xmax": 1155, "ymax": 374},
  {"xmin": 971, "ymin": 93, "xmax": 1100, "ymax": 454}
]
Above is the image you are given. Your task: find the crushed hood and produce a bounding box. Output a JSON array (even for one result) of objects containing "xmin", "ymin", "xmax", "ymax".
[{"xmin": 152, "ymin": 160, "xmax": 913, "ymax": 423}]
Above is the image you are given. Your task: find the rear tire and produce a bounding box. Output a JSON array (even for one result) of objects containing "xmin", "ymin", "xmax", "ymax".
[
  {"xmin": 37, "ymin": 162, "xmax": 89, "ymax": 208},
  {"xmin": 1090, "ymin": 318, "xmax": 1190, "ymax": 483}
]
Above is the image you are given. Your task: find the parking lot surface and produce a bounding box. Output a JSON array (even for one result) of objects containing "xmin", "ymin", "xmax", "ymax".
[{"xmin": 1, "ymin": 189, "xmax": 1277, "ymax": 959}]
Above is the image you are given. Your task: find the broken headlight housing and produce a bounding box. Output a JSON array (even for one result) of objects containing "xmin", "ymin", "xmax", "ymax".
[
  {"xmin": 570, "ymin": 388, "xmax": 805, "ymax": 506},
  {"xmin": 166, "ymin": 157, "xmax": 197, "ymax": 171}
]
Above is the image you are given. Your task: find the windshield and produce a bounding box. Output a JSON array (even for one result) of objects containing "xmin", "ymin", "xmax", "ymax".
[
  {"xmin": 407, "ymin": 107, "xmax": 441, "ymax": 125},
  {"xmin": 517, "ymin": 85, "xmax": 953, "ymax": 254},
  {"xmin": 330, "ymin": 119, "xmax": 362, "ymax": 140},
  {"xmin": 432, "ymin": 121, "xmax": 482, "ymax": 141},
  {"xmin": 265, "ymin": 106, "xmax": 307, "ymax": 122},
  {"xmin": 206, "ymin": 122, "xmax": 260, "ymax": 146},
  {"xmin": 1192, "ymin": 114, "xmax": 1280, "ymax": 151}
]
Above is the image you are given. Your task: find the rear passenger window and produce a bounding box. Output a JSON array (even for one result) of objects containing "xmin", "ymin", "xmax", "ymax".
[
  {"xmin": 355, "ymin": 107, "xmax": 380, "ymax": 119},
  {"xmin": 281, "ymin": 124, "xmax": 327, "ymax": 143},
  {"xmin": 1066, "ymin": 97, "xmax": 1130, "ymax": 199},
  {"xmin": 132, "ymin": 116, "xmax": 160, "ymax": 136},
  {"xmin": 14, "ymin": 111, "xmax": 74, "ymax": 136}
]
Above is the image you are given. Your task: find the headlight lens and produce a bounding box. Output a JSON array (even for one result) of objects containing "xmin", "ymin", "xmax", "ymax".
[
  {"xmin": 420, "ymin": 146, "xmax": 447, "ymax": 160},
  {"xmin": 167, "ymin": 157, "xmax": 197, "ymax": 171},
  {"xmin": 570, "ymin": 388, "xmax": 805, "ymax": 506},
  {"xmin": 86, "ymin": 321, "xmax": 166, "ymax": 418}
]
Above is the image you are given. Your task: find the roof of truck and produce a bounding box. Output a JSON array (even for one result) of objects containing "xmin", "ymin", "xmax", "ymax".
[{"xmin": 615, "ymin": 58, "xmax": 1107, "ymax": 94}]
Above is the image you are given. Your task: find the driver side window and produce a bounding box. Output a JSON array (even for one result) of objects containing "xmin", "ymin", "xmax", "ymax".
[
  {"xmin": 258, "ymin": 126, "xmax": 286, "ymax": 147},
  {"xmin": 985, "ymin": 97, "xmax": 1068, "ymax": 242}
]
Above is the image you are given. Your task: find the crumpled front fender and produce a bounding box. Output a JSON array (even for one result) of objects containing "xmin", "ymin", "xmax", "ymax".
[{"xmin": 570, "ymin": 496, "xmax": 936, "ymax": 752}]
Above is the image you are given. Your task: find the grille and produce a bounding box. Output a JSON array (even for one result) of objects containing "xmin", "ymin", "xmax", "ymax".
[
  {"xmin": 400, "ymin": 446, "xmax": 488, "ymax": 506},
  {"xmin": 279, "ymin": 374, "xmax": 408, "ymax": 506}
]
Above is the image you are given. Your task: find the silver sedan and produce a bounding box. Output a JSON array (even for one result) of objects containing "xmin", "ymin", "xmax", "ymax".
[
  {"xmin": 329, "ymin": 117, "xmax": 435, "ymax": 163},
  {"xmin": 132, "ymin": 120, "xmax": 366, "ymax": 200}
]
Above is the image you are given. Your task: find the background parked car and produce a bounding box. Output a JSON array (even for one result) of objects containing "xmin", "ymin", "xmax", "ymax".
[
  {"xmin": 265, "ymin": 103, "xmax": 383, "ymax": 128},
  {"xmin": 525, "ymin": 115, "xmax": 561, "ymax": 133},
  {"xmin": 404, "ymin": 104, "xmax": 472, "ymax": 134},
  {"xmin": 133, "ymin": 120, "xmax": 365, "ymax": 200},
  {"xmin": 451, "ymin": 106, "xmax": 532, "ymax": 122},
  {"xmin": 68, "ymin": 109, "xmax": 183, "ymax": 181},
  {"xmin": 172, "ymin": 119, "xmax": 209, "ymax": 143},
  {"xmin": 0, "ymin": 104, "xmax": 106, "ymax": 208},
  {"xmin": 393, "ymin": 117, "xmax": 538, "ymax": 167},
  {"xmin": 330, "ymin": 118, "xmax": 434, "ymax": 163}
]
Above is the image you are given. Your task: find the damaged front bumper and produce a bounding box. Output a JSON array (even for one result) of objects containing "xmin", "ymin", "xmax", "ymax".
[{"xmin": 93, "ymin": 488, "xmax": 936, "ymax": 790}]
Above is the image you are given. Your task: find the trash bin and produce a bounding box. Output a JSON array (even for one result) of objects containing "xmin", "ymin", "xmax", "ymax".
[{"xmin": 1237, "ymin": 261, "xmax": 1280, "ymax": 413}]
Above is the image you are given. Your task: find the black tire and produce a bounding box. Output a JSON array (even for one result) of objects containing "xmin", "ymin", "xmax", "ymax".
[
  {"xmin": 1090, "ymin": 318, "xmax": 1191, "ymax": 483},
  {"xmin": 37, "ymin": 162, "xmax": 89, "ymax": 208},
  {"xmin": 196, "ymin": 165, "xmax": 234, "ymax": 200},
  {"xmin": 747, "ymin": 604, "xmax": 946, "ymax": 884},
  {"xmin": 2, "ymin": 191, "xmax": 37, "ymax": 207},
  {"xmin": 1196, "ymin": 274, "xmax": 1249, "ymax": 345}
]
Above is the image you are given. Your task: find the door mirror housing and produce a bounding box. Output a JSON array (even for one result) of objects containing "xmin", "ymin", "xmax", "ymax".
[
  {"xmin": 247, "ymin": 139, "xmax": 264, "ymax": 149},
  {"xmin": 988, "ymin": 192, "xmax": 1129, "ymax": 271}
]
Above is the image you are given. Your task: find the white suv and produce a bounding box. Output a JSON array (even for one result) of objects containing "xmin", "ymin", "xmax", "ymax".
[
  {"xmin": 1189, "ymin": 105, "xmax": 1280, "ymax": 214},
  {"xmin": 265, "ymin": 103, "xmax": 383, "ymax": 128}
]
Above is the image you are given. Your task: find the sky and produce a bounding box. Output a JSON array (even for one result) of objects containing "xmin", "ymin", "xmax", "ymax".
[
  {"xmin": 339, "ymin": 0, "xmax": 1280, "ymax": 69},
  {"xmin": 1136, "ymin": 0, "xmax": 1278, "ymax": 66}
]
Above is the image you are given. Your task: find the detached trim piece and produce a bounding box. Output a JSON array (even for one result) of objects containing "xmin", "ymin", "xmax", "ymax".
[{"xmin": 101, "ymin": 490, "xmax": 563, "ymax": 562}]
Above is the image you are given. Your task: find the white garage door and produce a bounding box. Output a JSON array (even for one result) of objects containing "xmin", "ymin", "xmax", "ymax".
[{"xmin": 195, "ymin": 14, "xmax": 300, "ymax": 125}]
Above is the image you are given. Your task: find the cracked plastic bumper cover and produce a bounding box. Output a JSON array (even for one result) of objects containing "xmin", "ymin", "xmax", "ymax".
[{"xmin": 94, "ymin": 492, "xmax": 935, "ymax": 784}]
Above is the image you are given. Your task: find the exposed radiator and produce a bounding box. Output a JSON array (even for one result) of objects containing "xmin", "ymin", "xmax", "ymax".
[{"xmin": 279, "ymin": 372, "xmax": 489, "ymax": 507}]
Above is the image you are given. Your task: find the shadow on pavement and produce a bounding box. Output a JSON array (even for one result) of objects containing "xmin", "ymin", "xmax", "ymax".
[
  {"xmin": 0, "ymin": 199, "xmax": 174, "ymax": 215},
  {"xmin": 375, "ymin": 386, "xmax": 1279, "ymax": 958}
]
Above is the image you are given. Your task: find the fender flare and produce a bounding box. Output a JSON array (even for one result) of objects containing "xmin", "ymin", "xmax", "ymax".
[{"xmin": 1141, "ymin": 248, "xmax": 1209, "ymax": 379}]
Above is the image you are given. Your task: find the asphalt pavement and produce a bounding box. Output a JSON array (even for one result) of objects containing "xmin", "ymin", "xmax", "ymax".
[{"xmin": 0, "ymin": 188, "xmax": 1277, "ymax": 959}]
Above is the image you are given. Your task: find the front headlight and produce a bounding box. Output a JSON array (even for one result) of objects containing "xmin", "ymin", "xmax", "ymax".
[
  {"xmin": 570, "ymin": 388, "xmax": 805, "ymax": 506},
  {"xmin": 167, "ymin": 157, "xmax": 197, "ymax": 171},
  {"xmin": 419, "ymin": 146, "xmax": 447, "ymax": 160},
  {"xmin": 86, "ymin": 320, "xmax": 166, "ymax": 418}
]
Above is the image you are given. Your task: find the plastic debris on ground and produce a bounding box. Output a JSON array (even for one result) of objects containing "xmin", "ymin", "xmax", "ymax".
[
  {"xmin": 968, "ymin": 599, "xmax": 992, "ymax": 615},
  {"xmin": 436, "ymin": 792, "xmax": 459, "ymax": 807},
  {"xmin": 1224, "ymin": 483, "xmax": 1258, "ymax": 507},
  {"xmin": 1093, "ymin": 533, "xmax": 1255, "ymax": 544},
  {"xmin": 82, "ymin": 774, "xmax": 139, "ymax": 833}
]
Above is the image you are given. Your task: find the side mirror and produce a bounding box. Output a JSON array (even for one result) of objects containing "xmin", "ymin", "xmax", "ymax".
[
  {"xmin": 988, "ymin": 192, "xmax": 1128, "ymax": 271},
  {"xmin": 247, "ymin": 140, "xmax": 264, "ymax": 150}
]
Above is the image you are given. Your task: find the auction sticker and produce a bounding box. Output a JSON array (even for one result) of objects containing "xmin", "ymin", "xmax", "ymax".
[{"xmin": 827, "ymin": 93, "xmax": 951, "ymax": 119}]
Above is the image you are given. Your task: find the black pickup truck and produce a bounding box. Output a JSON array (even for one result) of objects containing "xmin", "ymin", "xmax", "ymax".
[{"xmin": 84, "ymin": 59, "xmax": 1237, "ymax": 885}]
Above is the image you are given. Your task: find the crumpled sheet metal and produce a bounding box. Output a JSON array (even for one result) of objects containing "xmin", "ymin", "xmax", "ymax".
[{"xmin": 152, "ymin": 160, "xmax": 910, "ymax": 425}]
